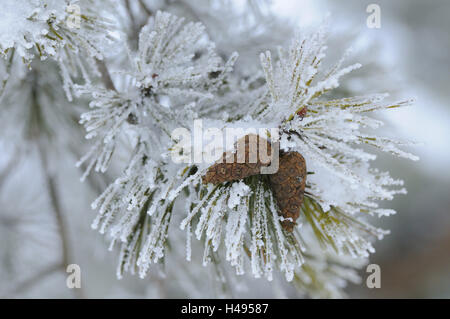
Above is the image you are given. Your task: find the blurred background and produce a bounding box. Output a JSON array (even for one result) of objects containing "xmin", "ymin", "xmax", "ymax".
[{"xmin": 1, "ymin": 0, "xmax": 449, "ymax": 298}]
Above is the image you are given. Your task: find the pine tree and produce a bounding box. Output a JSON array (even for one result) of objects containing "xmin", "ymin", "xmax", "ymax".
[{"xmin": 0, "ymin": 0, "xmax": 418, "ymax": 298}]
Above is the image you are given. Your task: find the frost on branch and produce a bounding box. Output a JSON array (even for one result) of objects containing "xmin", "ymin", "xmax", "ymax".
[
  {"xmin": 76, "ymin": 11, "xmax": 236, "ymax": 279},
  {"xmin": 91, "ymin": 140, "xmax": 173, "ymax": 279},
  {"xmin": 180, "ymin": 178, "xmax": 304, "ymax": 281},
  {"xmin": 0, "ymin": 0, "xmax": 115, "ymax": 100},
  {"xmin": 177, "ymin": 25, "xmax": 418, "ymax": 287},
  {"xmin": 76, "ymin": 10, "xmax": 237, "ymax": 180},
  {"xmin": 0, "ymin": 0, "xmax": 422, "ymax": 299},
  {"xmin": 242, "ymin": 27, "xmax": 418, "ymax": 259},
  {"xmin": 0, "ymin": 0, "xmax": 112, "ymax": 62},
  {"xmin": 132, "ymin": 11, "xmax": 223, "ymax": 97},
  {"xmin": 72, "ymin": 9, "xmax": 416, "ymax": 297}
]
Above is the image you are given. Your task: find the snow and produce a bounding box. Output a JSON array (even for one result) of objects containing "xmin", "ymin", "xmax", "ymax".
[{"xmin": 0, "ymin": 1, "xmax": 66, "ymax": 60}]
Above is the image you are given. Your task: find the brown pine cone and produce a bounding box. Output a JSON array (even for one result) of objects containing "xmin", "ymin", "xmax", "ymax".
[
  {"xmin": 269, "ymin": 152, "xmax": 307, "ymax": 232},
  {"xmin": 201, "ymin": 134, "xmax": 307, "ymax": 232},
  {"xmin": 202, "ymin": 134, "xmax": 272, "ymax": 185}
]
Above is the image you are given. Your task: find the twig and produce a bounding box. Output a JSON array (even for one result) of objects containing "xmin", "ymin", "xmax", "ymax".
[
  {"xmin": 95, "ymin": 58, "xmax": 116, "ymax": 91},
  {"xmin": 138, "ymin": 0, "xmax": 153, "ymax": 16},
  {"xmin": 36, "ymin": 139, "xmax": 84, "ymax": 299},
  {"xmin": 124, "ymin": 0, "xmax": 153, "ymax": 48},
  {"xmin": 28, "ymin": 69, "xmax": 84, "ymax": 298}
]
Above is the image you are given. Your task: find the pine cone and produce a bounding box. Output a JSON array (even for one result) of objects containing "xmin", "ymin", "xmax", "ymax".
[
  {"xmin": 269, "ymin": 152, "xmax": 307, "ymax": 232},
  {"xmin": 202, "ymin": 134, "xmax": 307, "ymax": 232},
  {"xmin": 202, "ymin": 134, "xmax": 272, "ymax": 184}
]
